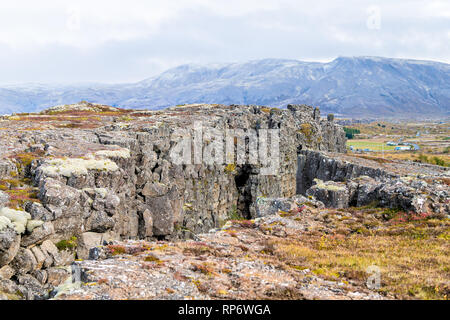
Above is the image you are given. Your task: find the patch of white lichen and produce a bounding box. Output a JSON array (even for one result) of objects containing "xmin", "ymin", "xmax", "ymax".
[
  {"xmin": 312, "ymin": 178, "xmax": 346, "ymax": 191},
  {"xmin": 0, "ymin": 207, "xmax": 41, "ymax": 234},
  {"xmin": 39, "ymin": 147, "xmax": 130, "ymax": 178},
  {"xmin": 94, "ymin": 148, "xmax": 130, "ymax": 159},
  {"xmin": 82, "ymin": 187, "xmax": 108, "ymax": 198},
  {"xmin": 41, "ymin": 158, "xmax": 119, "ymax": 177}
]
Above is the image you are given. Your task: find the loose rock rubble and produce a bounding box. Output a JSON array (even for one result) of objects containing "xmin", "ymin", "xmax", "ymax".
[{"xmin": 53, "ymin": 203, "xmax": 389, "ymax": 300}]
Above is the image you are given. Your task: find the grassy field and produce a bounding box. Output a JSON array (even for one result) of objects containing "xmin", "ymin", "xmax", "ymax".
[
  {"xmin": 347, "ymin": 140, "xmax": 397, "ymax": 151},
  {"xmin": 344, "ymin": 119, "xmax": 450, "ymax": 167},
  {"xmin": 345, "ymin": 121, "xmax": 449, "ymax": 136}
]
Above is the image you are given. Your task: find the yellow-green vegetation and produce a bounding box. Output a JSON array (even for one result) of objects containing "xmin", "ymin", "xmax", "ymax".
[
  {"xmin": 269, "ymin": 209, "xmax": 450, "ymax": 299},
  {"xmin": 12, "ymin": 151, "xmax": 44, "ymax": 175},
  {"xmin": 118, "ymin": 115, "xmax": 134, "ymax": 122},
  {"xmin": 144, "ymin": 254, "xmax": 162, "ymax": 263},
  {"xmin": 0, "ymin": 165, "xmax": 40, "ymax": 209},
  {"xmin": 192, "ymin": 262, "xmax": 217, "ymax": 277},
  {"xmin": 4, "ymin": 187, "xmax": 39, "ymax": 209},
  {"xmin": 344, "ymin": 121, "xmax": 449, "ymax": 136},
  {"xmin": 0, "ymin": 179, "xmax": 19, "ymax": 191},
  {"xmin": 56, "ymin": 236, "xmax": 78, "ymax": 251},
  {"xmin": 417, "ymin": 154, "xmax": 449, "ymax": 167},
  {"xmin": 300, "ymin": 123, "xmax": 312, "ymax": 137},
  {"xmin": 227, "ymin": 204, "xmax": 243, "ymax": 221},
  {"xmin": 224, "ymin": 163, "xmax": 236, "ymax": 174},
  {"xmin": 106, "ymin": 244, "xmax": 129, "ymax": 256},
  {"xmin": 347, "ymin": 140, "xmax": 396, "ymax": 151}
]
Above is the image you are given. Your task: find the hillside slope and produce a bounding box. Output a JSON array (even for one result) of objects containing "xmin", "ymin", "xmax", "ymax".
[{"xmin": 1, "ymin": 57, "xmax": 449, "ymax": 118}]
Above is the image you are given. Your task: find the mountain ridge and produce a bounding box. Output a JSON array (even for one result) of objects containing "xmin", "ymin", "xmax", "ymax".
[{"xmin": 1, "ymin": 56, "xmax": 449, "ymax": 118}]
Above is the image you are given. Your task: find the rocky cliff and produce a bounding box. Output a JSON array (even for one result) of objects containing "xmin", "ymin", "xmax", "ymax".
[
  {"xmin": 0, "ymin": 102, "xmax": 347, "ymax": 299},
  {"xmin": 297, "ymin": 150, "xmax": 449, "ymax": 214}
]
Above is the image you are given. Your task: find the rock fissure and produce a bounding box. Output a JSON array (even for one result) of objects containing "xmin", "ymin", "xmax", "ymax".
[{"xmin": 0, "ymin": 102, "xmax": 447, "ymax": 300}]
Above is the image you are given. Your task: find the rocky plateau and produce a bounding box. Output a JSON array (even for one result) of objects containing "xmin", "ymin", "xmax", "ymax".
[{"xmin": 0, "ymin": 102, "xmax": 448, "ymax": 300}]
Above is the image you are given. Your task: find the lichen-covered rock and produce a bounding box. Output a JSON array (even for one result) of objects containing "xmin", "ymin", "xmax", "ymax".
[
  {"xmin": 0, "ymin": 216, "xmax": 13, "ymax": 232},
  {"xmin": 0, "ymin": 265, "xmax": 15, "ymax": 280},
  {"xmin": 0, "ymin": 207, "xmax": 31, "ymax": 234},
  {"xmin": 86, "ymin": 211, "xmax": 115, "ymax": 233},
  {"xmin": 76, "ymin": 232, "xmax": 104, "ymax": 260},
  {"xmin": 38, "ymin": 157, "xmax": 119, "ymax": 178},
  {"xmin": 298, "ymin": 150, "xmax": 449, "ymax": 215},
  {"xmin": 40, "ymin": 240, "xmax": 61, "ymax": 266},
  {"xmin": 255, "ymin": 197, "xmax": 297, "ymax": 217},
  {"xmin": 25, "ymin": 104, "xmax": 346, "ymax": 241},
  {"xmin": 21, "ymin": 222, "xmax": 54, "ymax": 247},
  {"xmin": 0, "ymin": 279, "xmax": 22, "ymax": 300},
  {"xmin": 306, "ymin": 179, "xmax": 349, "ymax": 209},
  {"xmin": 10, "ymin": 248, "xmax": 37, "ymax": 274},
  {"xmin": 146, "ymin": 191, "xmax": 180, "ymax": 236},
  {"xmin": 46, "ymin": 267, "xmax": 70, "ymax": 287},
  {"xmin": 293, "ymin": 194, "xmax": 324, "ymax": 206},
  {"xmin": 30, "ymin": 246, "xmax": 46, "ymax": 270},
  {"xmin": 140, "ymin": 209, "xmax": 153, "ymax": 238},
  {"xmin": 26, "ymin": 220, "xmax": 44, "ymax": 233},
  {"xmin": 0, "ymin": 191, "xmax": 9, "ymax": 208},
  {"xmin": 0, "ymin": 103, "xmax": 350, "ymax": 297},
  {"xmin": 0, "ymin": 228, "xmax": 21, "ymax": 267},
  {"xmin": 25, "ymin": 202, "xmax": 53, "ymax": 222},
  {"xmin": 296, "ymin": 150, "xmax": 394, "ymax": 194},
  {"xmin": 32, "ymin": 269, "xmax": 48, "ymax": 285},
  {"xmin": 16, "ymin": 274, "xmax": 47, "ymax": 300}
]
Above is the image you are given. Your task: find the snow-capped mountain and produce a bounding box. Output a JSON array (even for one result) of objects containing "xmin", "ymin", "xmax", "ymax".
[{"xmin": 1, "ymin": 56, "xmax": 449, "ymax": 118}]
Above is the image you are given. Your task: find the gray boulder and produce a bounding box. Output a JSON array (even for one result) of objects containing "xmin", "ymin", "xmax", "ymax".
[
  {"xmin": 76, "ymin": 232, "xmax": 103, "ymax": 260},
  {"xmin": 21, "ymin": 221, "xmax": 55, "ymax": 247},
  {"xmin": 0, "ymin": 191, "xmax": 9, "ymax": 208},
  {"xmin": 16, "ymin": 274, "xmax": 47, "ymax": 300},
  {"xmin": 10, "ymin": 248, "xmax": 37, "ymax": 274},
  {"xmin": 0, "ymin": 228, "xmax": 21, "ymax": 267},
  {"xmin": 255, "ymin": 197, "xmax": 297, "ymax": 217},
  {"xmin": 40, "ymin": 240, "xmax": 61, "ymax": 266},
  {"xmin": 306, "ymin": 179, "xmax": 349, "ymax": 208}
]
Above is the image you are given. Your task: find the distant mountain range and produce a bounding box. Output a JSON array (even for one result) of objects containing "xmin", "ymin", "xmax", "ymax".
[{"xmin": 1, "ymin": 56, "xmax": 449, "ymax": 118}]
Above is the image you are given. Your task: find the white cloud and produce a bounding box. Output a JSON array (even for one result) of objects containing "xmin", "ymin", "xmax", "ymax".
[{"xmin": 0, "ymin": 0, "xmax": 448, "ymax": 84}]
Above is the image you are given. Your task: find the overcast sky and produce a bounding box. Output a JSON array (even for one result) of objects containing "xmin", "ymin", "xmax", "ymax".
[{"xmin": 0, "ymin": 0, "xmax": 448, "ymax": 85}]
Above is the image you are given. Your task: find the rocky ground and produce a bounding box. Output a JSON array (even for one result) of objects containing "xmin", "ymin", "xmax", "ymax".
[
  {"xmin": 0, "ymin": 102, "xmax": 448, "ymax": 300},
  {"xmin": 54, "ymin": 195, "xmax": 449, "ymax": 300},
  {"xmin": 52, "ymin": 200, "xmax": 385, "ymax": 300}
]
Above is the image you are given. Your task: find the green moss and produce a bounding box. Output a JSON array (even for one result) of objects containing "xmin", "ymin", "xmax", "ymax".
[
  {"xmin": 437, "ymin": 231, "xmax": 450, "ymax": 240},
  {"xmin": 107, "ymin": 245, "xmax": 127, "ymax": 255},
  {"xmin": 4, "ymin": 186, "xmax": 40, "ymax": 209},
  {"xmin": 144, "ymin": 254, "xmax": 161, "ymax": 263},
  {"xmin": 299, "ymin": 123, "xmax": 314, "ymax": 143},
  {"xmin": 381, "ymin": 207, "xmax": 402, "ymax": 220},
  {"xmin": 227, "ymin": 205, "xmax": 243, "ymax": 221},
  {"xmin": 119, "ymin": 116, "xmax": 134, "ymax": 122},
  {"xmin": 55, "ymin": 236, "xmax": 78, "ymax": 251}
]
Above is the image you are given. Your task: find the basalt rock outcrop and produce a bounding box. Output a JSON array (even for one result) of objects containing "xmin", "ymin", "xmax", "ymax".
[
  {"xmin": 298, "ymin": 150, "xmax": 449, "ymax": 216},
  {"xmin": 0, "ymin": 102, "xmax": 448, "ymax": 300},
  {"xmin": 0, "ymin": 103, "xmax": 346, "ymax": 299}
]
